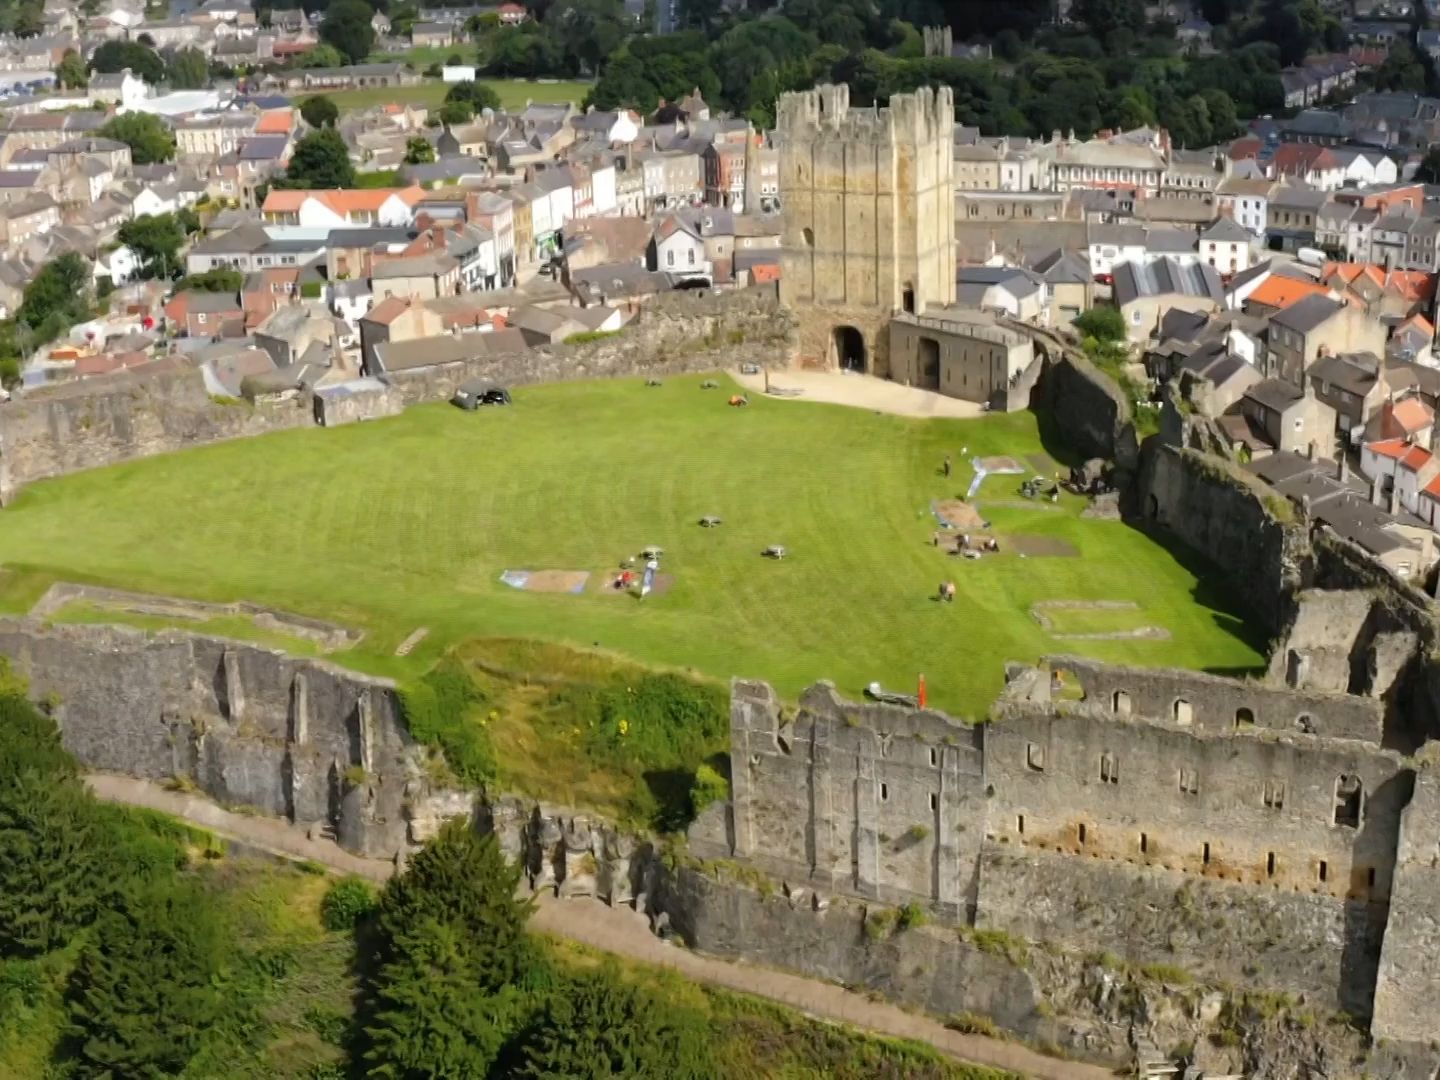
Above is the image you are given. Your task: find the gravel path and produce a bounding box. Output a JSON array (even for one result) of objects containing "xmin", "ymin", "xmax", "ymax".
[
  {"xmin": 730, "ymin": 369, "xmax": 988, "ymax": 419},
  {"xmin": 85, "ymin": 773, "xmax": 1114, "ymax": 1080}
]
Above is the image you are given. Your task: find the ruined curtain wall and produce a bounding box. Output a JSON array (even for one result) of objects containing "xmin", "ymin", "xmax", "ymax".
[
  {"xmin": 383, "ymin": 287, "xmax": 794, "ymax": 407},
  {"xmin": 0, "ymin": 619, "xmax": 416, "ymax": 858},
  {"xmin": 0, "ymin": 370, "xmax": 312, "ymax": 503},
  {"xmin": 0, "ymin": 289, "xmax": 796, "ymax": 500},
  {"xmin": 1139, "ymin": 444, "xmax": 1309, "ymax": 634}
]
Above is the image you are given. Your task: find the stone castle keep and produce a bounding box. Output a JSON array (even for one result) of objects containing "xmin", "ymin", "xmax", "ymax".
[
  {"xmin": 778, "ymin": 84, "xmax": 956, "ymax": 376},
  {"xmin": 690, "ymin": 653, "xmax": 1440, "ymax": 1054}
]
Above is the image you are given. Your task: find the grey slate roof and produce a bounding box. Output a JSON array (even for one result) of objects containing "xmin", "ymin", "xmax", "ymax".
[
  {"xmin": 1270, "ymin": 293, "xmax": 1344, "ymax": 334},
  {"xmin": 1114, "ymin": 258, "xmax": 1224, "ymax": 306}
]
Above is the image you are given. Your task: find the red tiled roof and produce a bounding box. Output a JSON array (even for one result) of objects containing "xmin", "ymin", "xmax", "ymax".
[
  {"xmin": 1246, "ymin": 276, "xmax": 1331, "ymax": 310},
  {"xmin": 261, "ymin": 186, "xmax": 426, "ymax": 214}
]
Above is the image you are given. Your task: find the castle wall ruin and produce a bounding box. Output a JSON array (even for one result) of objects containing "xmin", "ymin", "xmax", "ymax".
[
  {"xmin": 703, "ymin": 663, "xmax": 1433, "ymax": 1034},
  {"xmin": 0, "ymin": 288, "xmax": 795, "ymax": 502},
  {"xmin": 0, "ymin": 619, "xmax": 424, "ymax": 857}
]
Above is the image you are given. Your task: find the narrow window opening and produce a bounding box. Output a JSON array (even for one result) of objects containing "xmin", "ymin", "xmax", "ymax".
[
  {"xmin": 1334, "ymin": 775, "xmax": 1363, "ymax": 828},
  {"xmin": 1140, "ymin": 832, "xmax": 1149, "ymax": 855},
  {"xmin": 928, "ymin": 792, "xmax": 937, "ymax": 811},
  {"xmin": 1318, "ymin": 860, "xmax": 1328, "ymax": 883},
  {"xmin": 879, "ymin": 782, "xmax": 889, "ymax": 802},
  {"xmin": 1266, "ymin": 852, "xmax": 1277, "ymax": 878},
  {"xmin": 1202, "ymin": 842, "xmax": 1211, "ymax": 865},
  {"xmin": 1077, "ymin": 823, "xmax": 1087, "ymax": 845},
  {"xmin": 1367, "ymin": 867, "xmax": 1377, "ymax": 889},
  {"xmin": 929, "ymin": 747, "xmax": 938, "ymax": 767},
  {"xmin": 1017, "ymin": 814, "xmax": 1025, "ymax": 835}
]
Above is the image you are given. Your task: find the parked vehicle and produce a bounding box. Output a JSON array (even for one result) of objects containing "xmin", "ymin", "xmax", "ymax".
[{"xmin": 451, "ymin": 381, "xmax": 511, "ymax": 410}]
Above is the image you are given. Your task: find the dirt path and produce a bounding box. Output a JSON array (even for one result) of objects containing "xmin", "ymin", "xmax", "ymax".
[
  {"xmin": 85, "ymin": 773, "xmax": 1115, "ymax": 1080},
  {"xmin": 729, "ymin": 368, "xmax": 987, "ymax": 419}
]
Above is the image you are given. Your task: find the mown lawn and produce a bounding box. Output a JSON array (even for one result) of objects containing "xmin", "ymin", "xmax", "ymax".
[
  {"xmin": 314, "ymin": 76, "xmax": 592, "ymax": 114},
  {"xmin": 0, "ymin": 374, "xmax": 1263, "ymax": 716}
]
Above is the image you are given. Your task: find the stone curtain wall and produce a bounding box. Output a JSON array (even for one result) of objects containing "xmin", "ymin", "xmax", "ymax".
[
  {"xmin": 1371, "ymin": 769, "xmax": 1440, "ymax": 1044},
  {"xmin": 1140, "ymin": 445, "xmax": 1308, "ymax": 634},
  {"xmin": 0, "ymin": 368, "xmax": 313, "ymax": 503},
  {"xmin": 0, "ymin": 619, "xmax": 421, "ymax": 858},
  {"xmin": 0, "ymin": 288, "xmax": 796, "ymax": 500},
  {"xmin": 708, "ymin": 671, "xmax": 1427, "ymax": 1032},
  {"xmin": 1045, "ymin": 653, "xmax": 1384, "ymax": 742},
  {"xmin": 717, "ymin": 680, "xmax": 987, "ymax": 920},
  {"xmin": 384, "ymin": 286, "xmax": 795, "ymax": 407}
]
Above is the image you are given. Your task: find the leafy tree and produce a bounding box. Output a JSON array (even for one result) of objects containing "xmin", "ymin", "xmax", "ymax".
[
  {"xmin": 0, "ymin": 771, "xmax": 102, "ymax": 958},
  {"xmin": 320, "ymin": 0, "xmax": 377, "ymax": 65},
  {"xmin": 1200, "ymin": 87, "xmax": 1238, "ymax": 141},
  {"xmin": 1074, "ymin": 306, "xmax": 1127, "ymax": 343},
  {"xmin": 515, "ymin": 967, "xmax": 719, "ymax": 1080},
  {"xmin": 321, "ymin": 876, "xmax": 378, "ymax": 931},
  {"xmin": 18, "ymin": 253, "xmax": 91, "ymax": 333},
  {"xmin": 446, "ymin": 79, "xmax": 501, "ymax": 113},
  {"xmin": 364, "ymin": 918, "xmax": 527, "ymax": 1078},
  {"xmin": 98, "ymin": 111, "xmax": 176, "ymax": 165},
  {"xmin": 56, "ymin": 49, "xmax": 88, "ymax": 89},
  {"xmin": 373, "ymin": 820, "xmax": 535, "ymax": 989},
  {"xmin": 165, "ymin": 46, "xmax": 210, "ymax": 89},
  {"xmin": 67, "ymin": 880, "xmax": 229, "ymax": 1080},
  {"xmin": 174, "ymin": 269, "xmax": 245, "ymax": 292},
  {"xmin": 485, "ymin": 23, "xmax": 565, "ymax": 77},
  {"xmin": 300, "ymin": 42, "xmax": 347, "ymax": 69},
  {"xmin": 437, "ymin": 99, "xmax": 475, "ymax": 126},
  {"xmin": 89, "ymin": 40, "xmax": 165, "ymax": 83},
  {"xmin": 300, "ymin": 94, "xmax": 340, "ymax": 129},
  {"xmin": 118, "ymin": 213, "xmax": 187, "ymax": 279},
  {"xmin": 279, "ymin": 127, "xmax": 356, "ymax": 188},
  {"xmin": 403, "ymin": 136, "xmax": 436, "ymax": 164},
  {"xmin": 1372, "ymin": 38, "xmax": 1429, "ymax": 94},
  {"xmin": 1418, "ymin": 146, "xmax": 1440, "ymax": 184}
]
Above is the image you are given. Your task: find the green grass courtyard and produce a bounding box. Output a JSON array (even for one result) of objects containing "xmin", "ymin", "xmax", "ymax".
[
  {"xmin": 311, "ymin": 76, "xmax": 593, "ymax": 115},
  {"xmin": 0, "ymin": 375, "xmax": 1263, "ymax": 719}
]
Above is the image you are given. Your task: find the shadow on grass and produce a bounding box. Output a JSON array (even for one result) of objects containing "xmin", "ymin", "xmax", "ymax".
[{"xmin": 1124, "ymin": 518, "xmax": 1272, "ymax": 663}]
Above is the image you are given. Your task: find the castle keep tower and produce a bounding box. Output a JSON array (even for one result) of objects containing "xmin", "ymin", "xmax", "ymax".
[{"xmin": 777, "ymin": 84, "xmax": 955, "ymax": 377}]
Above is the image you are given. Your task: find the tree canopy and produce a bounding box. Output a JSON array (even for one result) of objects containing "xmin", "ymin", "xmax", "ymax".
[
  {"xmin": 165, "ymin": 45, "xmax": 209, "ymax": 89},
  {"xmin": 320, "ymin": 0, "xmax": 377, "ymax": 65},
  {"xmin": 98, "ymin": 112, "xmax": 176, "ymax": 166},
  {"xmin": 277, "ymin": 127, "xmax": 356, "ymax": 189},
  {"xmin": 55, "ymin": 49, "xmax": 87, "ymax": 90},
  {"xmin": 89, "ymin": 40, "xmax": 165, "ymax": 83},
  {"xmin": 299, "ymin": 94, "xmax": 340, "ymax": 129},
  {"xmin": 118, "ymin": 213, "xmax": 190, "ymax": 280}
]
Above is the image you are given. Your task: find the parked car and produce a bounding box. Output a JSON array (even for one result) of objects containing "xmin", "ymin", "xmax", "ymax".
[{"xmin": 451, "ymin": 380, "xmax": 512, "ymax": 410}]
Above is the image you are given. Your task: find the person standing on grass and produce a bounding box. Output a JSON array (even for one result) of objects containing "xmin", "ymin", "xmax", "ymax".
[{"xmin": 943, "ymin": 453, "xmax": 951, "ymax": 479}]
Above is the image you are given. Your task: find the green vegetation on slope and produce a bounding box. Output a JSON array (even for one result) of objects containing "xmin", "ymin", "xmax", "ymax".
[
  {"xmin": 402, "ymin": 638, "xmax": 730, "ymax": 832},
  {"xmin": 0, "ymin": 374, "xmax": 1264, "ymax": 718},
  {"xmin": 0, "ymin": 687, "xmax": 1016, "ymax": 1078}
]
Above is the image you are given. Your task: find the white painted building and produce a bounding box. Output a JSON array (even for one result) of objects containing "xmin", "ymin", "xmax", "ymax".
[
  {"xmin": 94, "ymin": 244, "xmax": 139, "ymax": 284},
  {"xmin": 589, "ymin": 161, "xmax": 617, "ymax": 217},
  {"xmin": 1199, "ymin": 217, "xmax": 1256, "ymax": 277}
]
